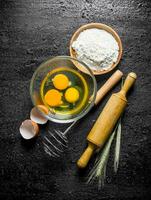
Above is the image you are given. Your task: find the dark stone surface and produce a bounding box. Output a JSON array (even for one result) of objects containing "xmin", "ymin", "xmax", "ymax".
[{"xmin": 0, "ymin": 0, "xmax": 151, "ymax": 199}]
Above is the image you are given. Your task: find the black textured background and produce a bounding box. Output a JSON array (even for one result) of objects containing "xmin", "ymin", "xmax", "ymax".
[{"xmin": 0, "ymin": 0, "xmax": 151, "ymax": 199}]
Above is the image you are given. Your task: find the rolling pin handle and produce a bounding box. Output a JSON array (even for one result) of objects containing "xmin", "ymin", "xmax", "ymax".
[
  {"xmin": 94, "ymin": 70, "xmax": 123, "ymax": 105},
  {"xmin": 77, "ymin": 143, "xmax": 96, "ymax": 168},
  {"xmin": 121, "ymin": 72, "xmax": 137, "ymax": 95}
]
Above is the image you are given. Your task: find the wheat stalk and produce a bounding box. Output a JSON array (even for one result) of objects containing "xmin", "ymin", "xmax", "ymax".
[
  {"xmin": 114, "ymin": 78, "xmax": 123, "ymax": 173},
  {"xmin": 87, "ymin": 79, "xmax": 123, "ymax": 188},
  {"xmin": 87, "ymin": 122, "xmax": 119, "ymax": 188}
]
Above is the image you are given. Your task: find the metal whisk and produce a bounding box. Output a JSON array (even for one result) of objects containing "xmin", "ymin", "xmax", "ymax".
[{"xmin": 43, "ymin": 121, "xmax": 76, "ymax": 157}]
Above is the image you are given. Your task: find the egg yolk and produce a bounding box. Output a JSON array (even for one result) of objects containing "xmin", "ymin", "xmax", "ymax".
[
  {"xmin": 53, "ymin": 74, "xmax": 70, "ymax": 90},
  {"xmin": 44, "ymin": 89, "xmax": 62, "ymax": 107},
  {"xmin": 65, "ymin": 87, "xmax": 80, "ymax": 103}
]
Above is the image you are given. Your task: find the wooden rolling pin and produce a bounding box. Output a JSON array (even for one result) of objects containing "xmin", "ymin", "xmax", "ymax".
[{"xmin": 77, "ymin": 72, "xmax": 137, "ymax": 168}]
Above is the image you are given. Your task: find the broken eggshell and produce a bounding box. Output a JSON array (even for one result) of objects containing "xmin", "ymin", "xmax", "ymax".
[
  {"xmin": 19, "ymin": 119, "xmax": 39, "ymax": 140},
  {"xmin": 30, "ymin": 105, "xmax": 48, "ymax": 125}
]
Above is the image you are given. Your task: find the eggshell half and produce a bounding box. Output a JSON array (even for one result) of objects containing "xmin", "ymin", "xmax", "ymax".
[
  {"xmin": 19, "ymin": 119, "xmax": 39, "ymax": 140},
  {"xmin": 30, "ymin": 105, "xmax": 48, "ymax": 125}
]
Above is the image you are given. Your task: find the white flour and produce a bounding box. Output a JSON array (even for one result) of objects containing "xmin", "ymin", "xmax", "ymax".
[{"xmin": 72, "ymin": 28, "xmax": 119, "ymax": 71}]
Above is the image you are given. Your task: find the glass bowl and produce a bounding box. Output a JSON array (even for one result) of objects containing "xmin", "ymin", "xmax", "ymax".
[{"xmin": 30, "ymin": 56, "xmax": 97, "ymax": 123}]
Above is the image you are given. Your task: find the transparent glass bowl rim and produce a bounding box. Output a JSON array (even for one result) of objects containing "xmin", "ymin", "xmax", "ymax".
[{"xmin": 30, "ymin": 55, "xmax": 97, "ymax": 123}]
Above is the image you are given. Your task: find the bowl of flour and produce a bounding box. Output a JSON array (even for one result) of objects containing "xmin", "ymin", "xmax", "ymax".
[{"xmin": 70, "ymin": 23, "xmax": 122, "ymax": 75}]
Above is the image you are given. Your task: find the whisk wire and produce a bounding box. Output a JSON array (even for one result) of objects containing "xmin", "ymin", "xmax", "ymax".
[
  {"xmin": 54, "ymin": 130, "xmax": 68, "ymax": 143},
  {"xmin": 43, "ymin": 142, "xmax": 60, "ymax": 157},
  {"xmin": 51, "ymin": 131, "xmax": 68, "ymax": 148},
  {"xmin": 44, "ymin": 135, "xmax": 63, "ymax": 153},
  {"xmin": 43, "ymin": 121, "xmax": 76, "ymax": 157}
]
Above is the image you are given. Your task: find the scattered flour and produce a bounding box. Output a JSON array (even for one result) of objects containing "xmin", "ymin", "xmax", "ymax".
[{"xmin": 72, "ymin": 28, "xmax": 119, "ymax": 71}]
